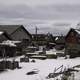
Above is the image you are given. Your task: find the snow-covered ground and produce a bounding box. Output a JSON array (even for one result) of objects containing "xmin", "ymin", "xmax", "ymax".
[
  {"xmin": 0, "ymin": 57, "xmax": 80, "ymax": 80},
  {"xmin": 46, "ymin": 48, "xmax": 64, "ymax": 55}
]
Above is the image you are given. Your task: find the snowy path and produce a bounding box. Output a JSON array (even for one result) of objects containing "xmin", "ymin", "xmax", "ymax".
[{"xmin": 0, "ymin": 58, "xmax": 80, "ymax": 80}]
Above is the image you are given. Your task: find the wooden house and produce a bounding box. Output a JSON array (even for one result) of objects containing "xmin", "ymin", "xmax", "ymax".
[
  {"xmin": 32, "ymin": 33, "xmax": 55, "ymax": 47},
  {"xmin": 0, "ymin": 25, "xmax": 32, "ymax": 55},
  {"xmin": 32, "ymin": 34, "xmax": 47, "ymax": 46},
  {"xmin": 0, "ymin": 25, "xmax": 32, "ymax": 47},
  {"xmin": 0, "ymin": 25, "xmax": 32, "ymax": 41},
  {"xmin": 65, "ymin": 28, "xmax": 80, "ymax": 58}
]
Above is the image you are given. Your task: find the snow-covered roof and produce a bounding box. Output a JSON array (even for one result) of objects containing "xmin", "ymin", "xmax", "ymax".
[
  {"xmin": 46, "ymin": 49, "xmax": 64, "ymax": 55},
  {"xmin": 49, "ymin": 43, "xmax": 56, "ymax": 45},
  {"xmin": 31, "ymin": 55, "xmax": 46, "ymax": 58},
  {"xmin": 10, "ymin": 41, "xmax": 21, "ymax": 43},
  {"xmin": 0, "ymin": 31, "xmax": 3, "ymax": 35},
  {"xmin": 55, "ymin": 37, "xmax": 58, "ymax": 41},
  {"xmin": 0, "ymin": 40, "xmax": 17, "ymax": 47},
  {"xmin": 46, "ymin": 51, "xmax": 56, "ymax": 55},
  {"xmin": 27, "ymin": 52, "xmax": 38, "ymax": 55},
  {"xmin": 75, "ymin": 29, "xmax": 80, "ymax": 34},
  {"xmin": 3, "ymin": 40, "xmax": 21, "ymax": 44},
  {"xmin": 27, "ymin": 46, "xmax": 37, "ymax": 49}
]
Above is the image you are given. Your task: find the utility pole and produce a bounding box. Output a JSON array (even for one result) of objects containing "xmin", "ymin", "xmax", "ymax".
[
  {"xmin": 35, "ymin": 26, "xmax": 39, "ymax": 41},
  {"xmin": 35, "ymin": 26, "xmax": 39, "ymax": 50}
]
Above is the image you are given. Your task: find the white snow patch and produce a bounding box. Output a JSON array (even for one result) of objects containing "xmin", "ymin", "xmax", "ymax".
[
  {"xmin": 0, "ymin": 31, "xmax": 3, "ymax": 35},
  {"xmin": 0, "ymin": 57, "xmax": 80, "ymax": 80}
]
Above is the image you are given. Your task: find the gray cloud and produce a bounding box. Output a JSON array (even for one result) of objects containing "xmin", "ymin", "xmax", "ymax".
[
  {"xmin": 0, "ymin": 1, "xmax": 80, "ymax": 35},
  {"xmin": 0, "ymin": 0, "xmax": 80, "ymax": 6},
  {"xmin": 0, "ymin": 4, "xmax": 80, "ymax": 20}
]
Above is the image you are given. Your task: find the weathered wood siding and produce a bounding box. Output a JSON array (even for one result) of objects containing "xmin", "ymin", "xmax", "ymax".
[
  {"xmin": 0, "ymin": 34, "xmax": 10, "ymax": 42},
  {"xmin": 66, "ymin": 32, "xmax": 77, "ymax": 44},
  {"xmin": 11, "ymin": 27, "xmax": 31, "ymax": 41},
  {"xmin": 65, "ymin": 30, "xmax": 80, "ymax": 57}
]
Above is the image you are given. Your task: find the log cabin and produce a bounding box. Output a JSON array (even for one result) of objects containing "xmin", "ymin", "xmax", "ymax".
[{"xmin": 65, "ymin": 28, "xmax": 80, "ymax": 58}]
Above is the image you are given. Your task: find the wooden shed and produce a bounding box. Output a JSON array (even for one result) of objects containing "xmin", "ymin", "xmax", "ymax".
[{"xmin": 65, "ymin": 28, "xmax": 80, "ymax": 58}]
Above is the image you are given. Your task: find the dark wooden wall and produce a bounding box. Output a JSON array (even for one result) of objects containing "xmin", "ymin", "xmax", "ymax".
[{"xmin": 66, "ymin": 31, "xmax": 77, "ymax": 44}]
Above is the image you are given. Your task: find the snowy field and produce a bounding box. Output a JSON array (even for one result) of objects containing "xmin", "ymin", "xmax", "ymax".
[{"xmin": 0, "ymin": 57, "xmax": 80, "ymax": 80}]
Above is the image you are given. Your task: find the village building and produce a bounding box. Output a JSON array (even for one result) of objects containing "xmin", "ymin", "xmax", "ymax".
[
  {"xmin": 32, "ymin": 34, "xmax": 47, "ymax": 46},
  {"xmin": 0, "ymin": 25, "xmax": 32, "ymax": 41},
  {"xmin": 55, "ymin": 35, "xmax": 65, "ymax": 50},
  {"xmin": 0, "ymin": 25, "xmax": 32, "ymax": 56},
  {"xmin": 65, "ymin": 28, "xmax": 80, "ymax": 58},
  {"xmin": 0, "ymin": 25, "xmax": 32, "ymax": 47},
  {"xmin": 32, "ymin": 33, "xmax": 55, "ymax": 50}
]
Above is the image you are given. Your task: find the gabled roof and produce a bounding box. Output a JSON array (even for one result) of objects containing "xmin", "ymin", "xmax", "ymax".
[
  {"xmin": 0, "ymin": 31, "xmax": 3, "ymax": 35},
  {"xmin": 0, "ymin": 25, "xmax": 21, "ymax": 34},
  {"xmin": 75, "ymin": 29, "xmax": 80, "ymax": 34},
  {"xmin": 0, "ymin": 31, "xmax": 12, "ymax": 40},
  {"xmin": 65, "ymin": 28, "xmax": 80, "ymax": 43},
  {"xmin": 0, "ymin": 25, "xmax": 32, "ymax": 38},
  {"xmin": 65, "ymin": 28, "xmax": 77, "ymax": 39}
]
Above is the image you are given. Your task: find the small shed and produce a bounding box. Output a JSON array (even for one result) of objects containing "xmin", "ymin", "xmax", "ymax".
[{"xmin": 0, "ymin": 40, "xmax": 17, "ymax": 57}]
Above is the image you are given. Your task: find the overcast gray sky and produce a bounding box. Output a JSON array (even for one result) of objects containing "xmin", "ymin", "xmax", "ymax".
[{"xmin": 0, "ymin": 0, "xmax": 80, "ymax": 35}]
